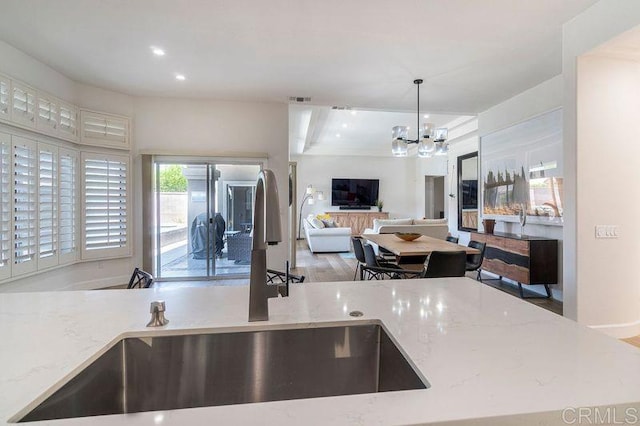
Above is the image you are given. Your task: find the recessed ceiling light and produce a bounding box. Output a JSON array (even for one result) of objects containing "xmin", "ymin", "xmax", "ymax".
[
  {"xmin": 175, "ymin": 74, "xmax": 186, "ymax": 81},
  {"xmin": 423, "ymin": 114, "xmax": 430, "ymax": 119},
  {"xmin": 336, "ymin": 133, "xmax": 341, "ymax": 138},
  {"xmin": 342, "ymin": 123, "xmax": 347, "ymax": 128},
  {"xmin": 151, "ymin": 46, "xmax": 165, "ymax": 56},
  {"xmin": 350, "ymin": 111, "xmax": 357, "ymax": 116}
]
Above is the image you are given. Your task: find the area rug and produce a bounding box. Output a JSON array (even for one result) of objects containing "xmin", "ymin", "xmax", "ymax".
[{"xmin": 338, "ymin": 252, "xmax": 356, "ymax": 259}]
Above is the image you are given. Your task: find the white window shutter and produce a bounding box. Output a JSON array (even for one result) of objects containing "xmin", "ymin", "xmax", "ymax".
[
  {"xmin": 11, "ymin": 81, "xmax": 36, "ymax": 128},
  {"xmin": 0, "ymin": 132, "xmax": 11, "ymax": 280},
  {"xmin": 58, "ymin": 101, "xmax": 78, "ymax": 141},
  {"xmin": 36, "ymin": 93, "xmax": 59, "ymax": 135},
  {"xmin": 81, "ymin": 152, "xmax": 130, "ymax": 259},
  {"xmin": 38, "ymin": 143, "xmax": 59, "ymax": 269},
  {"xmin": 58, "ymin": 148, "xmax": 78, "ymax": 265},
  {"xmin": 0, "ymin": 75, "xmax": 10, "ymax": 121},
  {"xmin": 12, "ymin": 136, "xmax": 37, "ymax": 275},
  {"xmin": 80, "ymin": 110, "xmax": 130, "ymax": 150}
]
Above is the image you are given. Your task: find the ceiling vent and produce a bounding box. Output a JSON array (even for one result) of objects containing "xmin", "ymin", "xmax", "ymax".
[
  {"xmin": 331, "ymin": 106, "xmax": 352, "ymax": 110},
  {"xmin": 289, "ymin": 96, "xmax": 312, "ymax": 103}
]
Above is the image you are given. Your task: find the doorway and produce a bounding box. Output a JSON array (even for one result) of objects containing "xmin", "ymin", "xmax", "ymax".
[
  {"xmin": 153, "ymin": 161, "xmax": 261, "ymax": 280},
  {"xmin": 424, "ymin": 176, "xmax": 445, "ymax": 219}
]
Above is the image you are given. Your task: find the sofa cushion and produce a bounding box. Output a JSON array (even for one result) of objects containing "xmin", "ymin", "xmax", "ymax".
[
  {"xmin": 321, "ymin": 219, "xmax": 337, "ymax": 228},
  {"xmin": 373, "ymin": 218, "xmax": 413, "ymax": 232},
  {"xmin": 309, "ymin": 217, "xmax": 325, "ymax": 229}
]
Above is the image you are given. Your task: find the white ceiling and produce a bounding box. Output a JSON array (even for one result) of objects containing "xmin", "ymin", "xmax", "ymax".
[{"xmin": 0, "ymin": 0, "xmax": 599, "ymax": 114}]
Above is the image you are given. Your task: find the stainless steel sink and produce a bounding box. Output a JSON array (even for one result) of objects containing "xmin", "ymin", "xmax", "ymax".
[{"xmin": 18, "ymin": 322, "xmax": 428, "ymax": 422}]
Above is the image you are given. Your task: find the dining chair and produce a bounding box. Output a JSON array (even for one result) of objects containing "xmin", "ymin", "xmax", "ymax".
[
  {"xmin": 127, "ymin": 267, "xmax": 154, "ymax": 289},
  {"xmin": 422, "ymin": 251, "xmax": 467, "ymax": 278},
  {"xmin": 352, "ymin": 237, "xmax": 367, "ymax": 280},
  {"xmin": 465, "ymin": 240, "xmax": 486, "ymax": 281},
  {"xmin": 361, "ymin": 243, "xmax": 402, "ymax": 279},
  {"xmin": 446, "ymin": 235, "xmax": 459, "ymax": 244}
]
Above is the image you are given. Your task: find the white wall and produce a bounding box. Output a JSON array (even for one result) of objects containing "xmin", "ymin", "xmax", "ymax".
[
  {"xmin": 292, "ymin": 155, "xmax": 417, "ymax": 232},
  {"xmin": 573, "ymin": 54, "xmax": 640, "ymax": 335},
  {"xmin": 563, "ymin": 0, "xmax": 640, "ymax": 334},
  {"xmin": 477, "ymin": 76, "xmax": 564, "ymax": 300}
]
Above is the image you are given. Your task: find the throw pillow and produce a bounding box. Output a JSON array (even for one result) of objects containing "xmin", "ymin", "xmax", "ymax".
[
  {"xmin": 321, "ymin": 219, "xmax": 337, "ymax": 228},
  {"xmin": 316, "ymin": 213, "xmax": 331, "ymax": 220},
  {"xmin": 309, "ymin": 217, "xmax": 325, "ymax": 229}
]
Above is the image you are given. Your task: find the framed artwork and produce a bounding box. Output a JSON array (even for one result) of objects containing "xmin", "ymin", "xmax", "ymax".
[{"xmin": 481, "ymin": 108, "xmax": 563, "ymax": 225}]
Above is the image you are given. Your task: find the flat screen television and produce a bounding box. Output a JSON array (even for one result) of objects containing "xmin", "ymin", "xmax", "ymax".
[{"xmin": 331, "ymin": 178, "xmax": 379, "ymax": 207}]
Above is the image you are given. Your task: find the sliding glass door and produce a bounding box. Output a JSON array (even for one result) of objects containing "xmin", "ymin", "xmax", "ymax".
[{"xmin": 154, "ymin": 160, "xmax": 260, "ymax": 280}]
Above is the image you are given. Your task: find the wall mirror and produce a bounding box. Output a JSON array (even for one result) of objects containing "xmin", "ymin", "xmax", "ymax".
[{"xmin": 458, "ymin": 151, "xmax": 478, "ymax": 231}]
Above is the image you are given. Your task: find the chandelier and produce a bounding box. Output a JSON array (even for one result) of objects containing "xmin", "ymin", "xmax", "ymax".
[{"xmin": 391, "ymin": 79, "xmax": 448, "ymax": 158}]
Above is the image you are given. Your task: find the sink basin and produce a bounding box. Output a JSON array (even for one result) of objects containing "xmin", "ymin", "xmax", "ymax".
[{"xmin": 18, "ymin": 322, "xmax": 428, "ymax": 422}]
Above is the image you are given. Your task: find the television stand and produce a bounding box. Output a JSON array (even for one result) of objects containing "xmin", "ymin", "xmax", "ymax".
[
  {"xmin": 339, "ymin": 206, "xmax": 371, "ymax": 210},
  {"xmin": 326, "ymin": 211, "xmax": 389, "ymax": 235}
]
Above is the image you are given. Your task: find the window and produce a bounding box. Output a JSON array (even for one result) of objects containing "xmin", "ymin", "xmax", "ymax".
[
  {"xmin": 58, "ymin": 101, "xmax": 78, "ymax": 140},
  {"xmin": 36, "ymin": 94, "xmax": 58, "ymax": 135},
  {"xmin": 0, "ymin": 132, "xmax": 11, "ymax": 280},
  {"xmin": 12, "ymin": 136, "xmax": 37, "ymax": 275},
  {"xmin": 82, "ymin": 153, "xmax": 130, "ymax": 259},
  {"xmin": 38, "ymin": 143, "xmax": 58, "ymax": 269},
  {"xmin": 11, "ymin": 82, "xmax": 36, "ymax": 128},
  {"xmin": 80, "ymin": 110, "xmax": 130, "ymax": 150},
  {"xmin": 58, "ymin": 149, "xmax": 77, "ymax": 265},
  {"xmin": 0, "ymin": 76, "xmax": 9, "ymax": 120}
]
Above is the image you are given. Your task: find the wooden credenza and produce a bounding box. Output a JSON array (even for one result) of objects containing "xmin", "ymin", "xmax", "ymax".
[
  {"xmin": 471, "ymin": 231, "xmax": 558, "ymax": 291},
  {"xmin": 327, "ymin": 211, "xmax": 389, "ymax": 235}
]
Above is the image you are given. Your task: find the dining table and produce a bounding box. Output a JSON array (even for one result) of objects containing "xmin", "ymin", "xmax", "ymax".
[{"xmin": 362, "ymin": 233, "xmax": 480, "ymax": 269}]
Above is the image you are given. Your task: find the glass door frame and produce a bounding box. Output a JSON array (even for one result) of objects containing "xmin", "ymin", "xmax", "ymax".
[{"xmin": 151, "ymin": 155, "xmax": 265, "ymax": 282}]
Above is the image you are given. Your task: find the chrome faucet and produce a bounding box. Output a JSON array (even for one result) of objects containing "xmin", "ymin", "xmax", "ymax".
[
  {"xmin": 249, "ymin": 169, "xmax": 288, "ymax": 322},
  {"xmin": 147, "ymin": 301, "xmax": 169, "ymax": 327}
]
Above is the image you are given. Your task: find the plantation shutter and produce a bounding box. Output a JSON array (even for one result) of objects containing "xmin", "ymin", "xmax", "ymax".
[
  {"xmin": 0, "ymin": 133, "xmax": 11, "ymax": 280},
  {"xmin": 11, "ymin": 82, "xmax": 36, "ymax": 128},
  {"xmin": 36, "ymin": 94, "xmax": 58, "ymax": 134},
  {"xmin": 80, "ymin": 110, "xmax": 130, "ymax": 149},
  {"xmin": 12, "ymin": 136, "xmax": 37, "ymax": 275},
  {"xmin": 0, "ymin": 76, "xmax": 10, "ymax": 120},
  {"xmin": 59, "ymin": 148, "xmax": 77, "ymax": 264},
  {"xmin": 58, "ymin": 102, "xmax": 78, "ymax": 140},
  {"xmin": 81, "ymin": 153, "xmax": 130, "ymax": 259},
  {"xmin": 38, "ymin": 143, "xmax": 58, "ymax": 269}
]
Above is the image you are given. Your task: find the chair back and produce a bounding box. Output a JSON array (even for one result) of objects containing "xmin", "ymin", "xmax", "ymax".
[
  {"xmin": 352, "ymin": 237, "xmax": 366, "ymax": 263},
  {"xmin": 362, "ymin": 243, "xmax": 380, "ymax": 267},
  {"xmin": 466, "ymin": 240, "xmax": 486, "ymax": 270},
  {"xmin": 446, "ymin": 235, "xmax": 459, "ymax": 244},
  {"xmin": 422, "ymin": 251, "xmax": 466, "ymax": 278},
  {"xmin": 127, "ymin": 267, "xmax": 154, "ymax": 289}
]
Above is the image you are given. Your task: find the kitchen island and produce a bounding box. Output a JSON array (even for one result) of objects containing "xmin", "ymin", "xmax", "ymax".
[{"xmin": 1, "ymin": 278, "xmax": 640, "ymax": 425}]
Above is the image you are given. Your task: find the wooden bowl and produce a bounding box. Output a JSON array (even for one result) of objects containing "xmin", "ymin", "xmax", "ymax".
[{"xmin": 394, "ymin": 232, "xmax": 422, "ymax": 241}]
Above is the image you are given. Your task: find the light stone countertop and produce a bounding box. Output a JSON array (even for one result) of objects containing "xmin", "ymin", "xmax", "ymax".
[{"xmin": 1, "ymin": 278, "xmax": 640, "ymax": 425}]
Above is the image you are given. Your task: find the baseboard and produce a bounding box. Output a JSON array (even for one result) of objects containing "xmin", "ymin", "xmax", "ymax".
[{"xmin": 589, "ymin": 319, "xmax": 640, "ymax": 339}]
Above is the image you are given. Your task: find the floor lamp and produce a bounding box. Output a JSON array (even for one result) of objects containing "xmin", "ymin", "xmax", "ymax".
[{"xmin": 297, "ymin": 185, "xmax": 324, "ymax": 240}]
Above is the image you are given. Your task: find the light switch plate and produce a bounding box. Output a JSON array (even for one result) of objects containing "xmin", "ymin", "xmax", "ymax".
[{"xmin": 595, "ymin": 225, "xmax": 619, "ymax": 238}]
